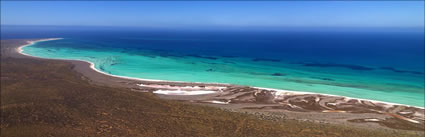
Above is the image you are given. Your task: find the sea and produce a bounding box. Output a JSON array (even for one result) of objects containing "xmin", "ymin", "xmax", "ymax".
[{"xmin": 2, "ymin": 25, "xmax": 424, "ymax": 107}]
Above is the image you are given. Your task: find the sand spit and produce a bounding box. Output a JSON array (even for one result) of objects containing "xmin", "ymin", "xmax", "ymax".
[{"xmin": 17, "ymin": 38, "xmax": 63, "ymax": 53}]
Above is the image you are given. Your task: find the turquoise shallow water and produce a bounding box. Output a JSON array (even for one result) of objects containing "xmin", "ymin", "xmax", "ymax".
[{"xmin": 22, "ymin": 36, "xmax": 424, "ymax": 107}]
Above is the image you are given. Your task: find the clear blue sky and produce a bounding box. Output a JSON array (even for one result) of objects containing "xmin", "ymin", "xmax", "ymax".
[{"xmin": 1, "ymin": 1, "xmax": 424, "ymax": 28}]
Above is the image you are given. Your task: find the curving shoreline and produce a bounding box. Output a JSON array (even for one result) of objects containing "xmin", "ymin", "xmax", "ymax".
[
  {"xmin": 17, "ymin": 38, "xmax": 424, "ymax": 109},
  {"xmin": 11, "ymin": 38, "xmax": 425, "ymax": 131},
  {"xmin": 18, "ymin": 38, "xmax": 229, "ymax": 84}
]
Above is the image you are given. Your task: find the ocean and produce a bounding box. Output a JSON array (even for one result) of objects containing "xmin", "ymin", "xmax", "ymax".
[{"xmin": 3, "ymin": 26, "xmax": 424, "ymax": 107}]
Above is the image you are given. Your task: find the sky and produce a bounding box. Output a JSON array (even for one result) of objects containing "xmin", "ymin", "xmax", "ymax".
[{"xmin": 1, "ymin": 1, "xmax": 424, "ymax": 28}]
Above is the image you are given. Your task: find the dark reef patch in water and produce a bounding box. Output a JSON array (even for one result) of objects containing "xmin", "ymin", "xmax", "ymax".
[
  {"xmin": 206, "ymin": 68, "xmax": 214, "ymax": 72},
  {"xmin": 252, "ymin": 58, "xmax": 281, "ymax": 62},
  {"xmin": 302, "ymin": 63, "xmax": 374, "ymax": 71},
  {"xmin": 157, "ymin": 53, "xmax": 184, "ymax": 58},
  {"xmin": 187, "ymin": 54, "xmax": 217, "ymax": 60},
  {"xmin": 271, "ymin": 73, "xmax": 286, "ymax": 76},
  {"xmin": 379, "ymin": 67, "xmax": 424, "ymax": 75},
  {"xmin": 144, "ymin": 55, "xmax": 156, "ymax": 58},
  {"xmin": 311, "ymin": 77, "xmax": 334, "ymax": 81},
  {"xmin": 111, "ymin": 63, "xmax": 119, "ymax": 66}
]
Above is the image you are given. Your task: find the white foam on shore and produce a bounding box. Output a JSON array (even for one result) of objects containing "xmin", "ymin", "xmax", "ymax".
[
  {"xmin": 153, "ymin": 90, "xmax": 217, "ymax": 95},
  {"xmin": 16, "ymin": 38, "xmax": 424, "ymax": 109}
]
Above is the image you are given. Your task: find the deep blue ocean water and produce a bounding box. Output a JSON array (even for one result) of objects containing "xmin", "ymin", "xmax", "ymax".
[{"xmin": 3, "ymin": 25, "xmax": 424, "ymax": 106}]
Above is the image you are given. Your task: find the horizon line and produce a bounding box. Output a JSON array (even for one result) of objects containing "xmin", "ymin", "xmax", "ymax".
[{"xmin": 2, "ymin": 24, "xmax": 424, "ymax": 29}]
